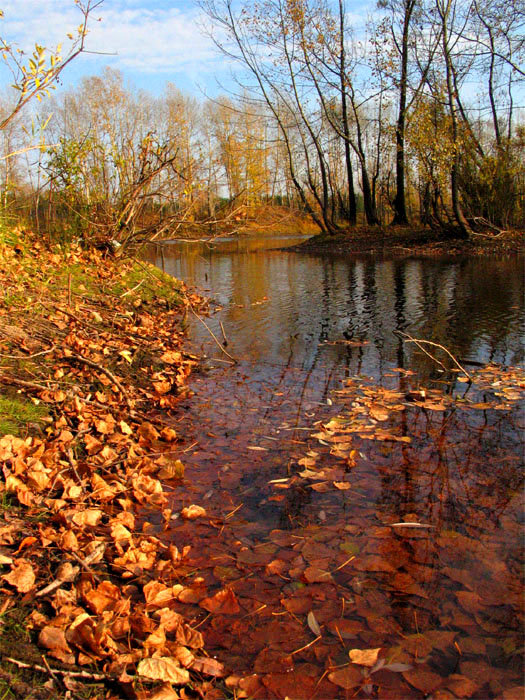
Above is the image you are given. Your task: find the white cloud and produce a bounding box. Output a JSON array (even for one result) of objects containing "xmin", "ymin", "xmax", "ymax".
[{"xmin": 0, "ymin": 0, "xmax": 219, "ymax": 77}]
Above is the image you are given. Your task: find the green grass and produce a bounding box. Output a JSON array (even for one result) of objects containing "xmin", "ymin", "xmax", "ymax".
[
  {"xmin": 112, "ymin": 261, "xmax": 184, "ymax": 308},
  {"xmin": 0, "ymin": 395, "xmax": 49, "ymax": 437}
]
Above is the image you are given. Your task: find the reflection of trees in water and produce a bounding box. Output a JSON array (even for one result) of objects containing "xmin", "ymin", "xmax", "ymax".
[
  {"xmin": 375, "ymin": 399, "xmax": 524, "ymax": 537},
  {"xmin": 146, "ymin": 243, "xmax": 523, "ymax": 377}
]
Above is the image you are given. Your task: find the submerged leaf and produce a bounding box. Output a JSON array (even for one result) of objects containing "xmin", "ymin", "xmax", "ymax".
[
  {"xmin": 307, "ymin": 610, "xmax": 321, "ymax": 636},
  {"xmin": 349, "ymin": 647, "xmax": 381, "ymax": 667}
]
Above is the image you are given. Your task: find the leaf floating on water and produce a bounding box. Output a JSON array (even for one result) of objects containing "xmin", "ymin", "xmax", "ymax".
[
  {"xmin": 307, "ymin": 610, "xmax": 322, "ymax": 636},
  {"xmin": 349, "ymin": 647, "xmax": 381, "ymax": 667},
  {"xmin": 369, "ymin": 405, "xmax": 389, "ymax": 421}
]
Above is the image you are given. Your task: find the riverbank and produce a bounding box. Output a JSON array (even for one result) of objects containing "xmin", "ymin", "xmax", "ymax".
[
  {"xmin": 289, "ymin": 225, "xmax": 524, "ymax": 256},
  {"xmin": 0, "ymin": 229, "xmax": 222, "ymax": 698}
]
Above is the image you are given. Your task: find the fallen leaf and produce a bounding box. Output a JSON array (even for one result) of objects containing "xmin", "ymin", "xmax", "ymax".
[
  {"xmin": 200, "ymin": 587, "xmax": 240, "ymax": 614},
  {"xmin": 181, "ymin": 505, "xmax": 206, "ymax": 520},
  {"xmin": 2, "ymin": 559, "xmax": 35, "ymax": 592},
  {"xmin": 303, "ymin": 566, "xmax": 333, "ymax": 583},
  {"xmin": 39, "ymin": 626, "xmax": 72, "ymax": 654},
  {"xmin": 145, "ymin": 683, "xmax": 180, "ymax": 699},
  {"xmin": 328, "ymin": 665, "xmax": 363, "ymax": 690},
  {"xmin": 137, "ymin": 657, "xmax": 190, "ymax": 684},
  {"xmin": 403, "ymin": 668, "xmax": 443, "ymax": 694},
  {"xmin": 349, "ymin": 648, "xmax": 381, "ymax": 667},
  {"xmin": 307, "ymin": 610, "xmax": 321, "ymax": 636},
  {"xmin": 72, "ymin": 509, "xmax": 103, "ymax": 527},
  {"xmin": 191, "ymin": 656, "xmax": 226, "ymax": 677}
]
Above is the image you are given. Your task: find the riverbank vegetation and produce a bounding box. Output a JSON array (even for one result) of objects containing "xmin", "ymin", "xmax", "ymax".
[
  {"xmin": 0, "ymin": 228, "xmax": 227, "ymax": 698},
  {"xmin": 0, "ymin": 1, "xmax": 523, "ymax": 253}
]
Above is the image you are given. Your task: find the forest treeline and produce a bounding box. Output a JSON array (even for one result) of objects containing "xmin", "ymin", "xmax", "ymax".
[{"xmin": 0, "ymin": 0, "xmax": 523, "ymax": 249}]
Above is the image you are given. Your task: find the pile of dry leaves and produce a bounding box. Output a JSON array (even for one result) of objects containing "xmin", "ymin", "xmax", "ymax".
[{"xmin": 0, "ymin": 234, "xmax": 221, "ymax": 698}]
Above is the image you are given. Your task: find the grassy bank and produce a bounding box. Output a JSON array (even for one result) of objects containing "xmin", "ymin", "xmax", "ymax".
[{"xmin": 0, "ymin": 230, "xmax": 220, "ymax": 698}]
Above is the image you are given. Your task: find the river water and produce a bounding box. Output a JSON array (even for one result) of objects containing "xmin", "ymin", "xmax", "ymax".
[{"xmin": 146, "ymin": 236, "xmax": 524, "ymax": 698}]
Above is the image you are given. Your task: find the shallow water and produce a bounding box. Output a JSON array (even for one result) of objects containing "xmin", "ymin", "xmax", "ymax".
[{"xmin": 146, "ymin": 237, "xmax": 524, "ymax": 698}]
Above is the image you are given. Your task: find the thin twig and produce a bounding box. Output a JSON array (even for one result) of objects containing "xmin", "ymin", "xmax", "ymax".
[
  {"xmin": 69, "ymin": 548, "xmax": 104, "ymax": 584},
  {"xmin": 0, "ymin": 374, "xmax": 52, "ymax": 391},
  {"xmin": 219, "ymin": 320, "xmax": 228, "ymax": 346},
  {"xmin": 120, "ymin": 278, "xmax": 144, "ymax": 298},
  {"xmin": 184, "ymin": 293, "xmax": 237, "ymax": 363},
  {"xmin": 5, "ymin": 657, "xmax": 106, "ymax": 681},
  {"xmin": 64, "ymin": 353, "xmax": 133, "ymax": 408},
  {"xmin": 0, "ymin": 345, "xmax": 55, "ymax": 360},
  {"xmin": 290, "ymin": 635, "xmax": 322, "ymax": 656},
  {"xmin": 396, "ymin": 331, "xmax": 471, "ymax": 379}
]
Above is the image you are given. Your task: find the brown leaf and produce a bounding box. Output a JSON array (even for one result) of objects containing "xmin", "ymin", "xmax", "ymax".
[
  {"xmin": 326, "ymin": 618, "xmax": 363, "ymax": 638},
  {"xmin": 160, "ymin": 427, "xmax": 178, "ymax": 442},
  {"xmin": 175, "ymin": 624, "xmax": 204, "ymax": 649},
  {"xmin": 200, "ymin": 587, "xmax": 240, "ymax": 615},
  {"xmin": 137, "ymin": 657, "xmax": 190, "ymax": 684},
  {"xmin": 2, "ymin": 558, "xmax": 35, "ymax": 592},
  {"xmin": 119, "ymin": 420, "xmax": 133, "ymax": 435},
  {"xmin": 445, "ymin": 674, "xmax": 480, "ymax": 698},
  {"xmin": 38, "ymin": 626, "xmax": 72, "ymax": 654},
  {"xmin": 160, "ymin": 351, "xmax": 182, "ymax": 364},
  {"xmin": 328, "ymin": 665, "xmax": 363, "ymax": 690},
  {"xmin": 153, "ymin": 380, "xmax": 172, "ymax": 394},
  {"xmin": 303, "ymin": 566, "xmax": 333, "ymax": 583},
  {"xmin": 403, "ymin": 668, "xmax": 443, "ymax": 694},
  {"xmin": 370, "ymin": 405, "xmax": 389, "ymax": 421},
  {"xmin": 138, "ymin": 422, "xmax": 160, "ymax": 441},
  {"xmin": 145, "ymin": 683, "xmax": 180, "ymax": 700},
  {"xmin": 333, "ymin": 481, "xmax": 351, "ymax": 490},
  {"xmin": 60, "ymin": 529, "xmax": 79, "ymax": 551},
  {"xmin": 144, "ymin": 581, "xmax": 177, "ymax": 610},
  {"xmin": 191, "ymin": 656, "xmax": 226, "ymax": 677},
  {"xmin": 83, "ymin": 581, "xmax": 121, "ymax": 614}
]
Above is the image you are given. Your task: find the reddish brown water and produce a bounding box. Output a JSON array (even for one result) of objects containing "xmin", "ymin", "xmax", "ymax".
[{"xmin": 146, "ymin": 238, "xmax": 524, "ymax": 698}]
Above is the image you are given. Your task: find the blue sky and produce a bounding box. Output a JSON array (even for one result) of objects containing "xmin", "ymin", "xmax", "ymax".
[
  {"xmin": 0, "ymin": 0, "xmax": 232, "ymax": 97},
  {"xmin": 0, "ymin": 0, "xmax": 372, "ymax": 99}
]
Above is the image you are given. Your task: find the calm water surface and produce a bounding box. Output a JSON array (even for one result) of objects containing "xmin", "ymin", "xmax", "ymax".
[{"xmin": 146, "ymin": 236, "xmax": 524, "ymax": 698}]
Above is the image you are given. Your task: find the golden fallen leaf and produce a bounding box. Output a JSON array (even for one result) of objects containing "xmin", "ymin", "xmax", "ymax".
[
  {"xmin": 119, "ymin": 420, "xmax": 133, "ymax": 435},
  {"xmin": 153, "ymin": 380, "xmax": 172, "ymax": 394},
  {"xmin": 181, "ymin": 505, "xmax": 206, "ymax": 520},
  {"xmin": 349, "ymin": 647, "xmax": 381, "ymax": 667},
  {"xmin": 137, "ymin": 657, "xmax": 190, "ymax": 684},
  {"xmin": 72, "ymin": 509, "xmax": 103, "ymax": 527},
  {"xmin": 370, "ymin": 405, "xmax": 389, "ymax": 421}
]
